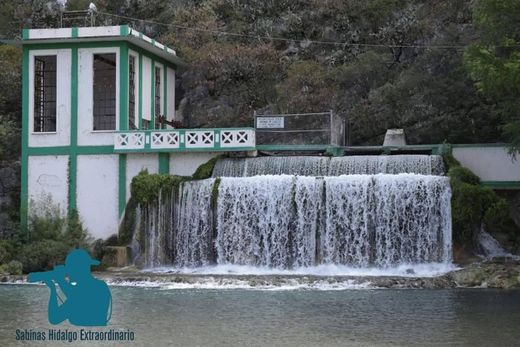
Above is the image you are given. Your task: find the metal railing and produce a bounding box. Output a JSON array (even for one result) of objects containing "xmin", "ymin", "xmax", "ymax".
[{"xmin": 254, "ymin": 111, "xmax": 346, "ymax": 147}]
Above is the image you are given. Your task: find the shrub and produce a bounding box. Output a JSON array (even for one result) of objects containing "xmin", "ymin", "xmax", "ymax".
[
  {"xmin": 130, "ymin": 170, "xmax": 187, "ymax": 205},
  {"xmin": 0, "ymin": 260, "xmax": 23, "ymax": 275},
  {"xmin": 446, "ymin": 154, "xmax": 518, "ymax": 248},
  {"xmin": 448, "ymin": 166, "xmax": 480, "ymax": 185},
  {"xmin": 17, "ymin": 240, "xmax": 71, "ymax": 273},
  {"xmin": 192, "ymin": 156, "xmax": 220, "ymax": 180}
]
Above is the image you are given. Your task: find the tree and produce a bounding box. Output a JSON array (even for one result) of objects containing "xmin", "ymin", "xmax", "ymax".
[{"xmin": 464, "ymin": 0, "xmax": 520, "ymax": 155}]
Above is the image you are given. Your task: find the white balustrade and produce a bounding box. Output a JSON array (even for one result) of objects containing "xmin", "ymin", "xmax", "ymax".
[
  {"xmin": 151, "ymin": 131, "xmax": 180, "ymax": 149},
  {"xmin": 220, "ymin": 129, "xmax": 255, "ymax": 148},
  {"xmin": 114, "ymin": 132, "xmax": 145, "ymax": 150},
  {"xmin": 185, "ymin": 131, "xmax": 215, "ymax": 148},
  {"xmin": 115, "ymin": 128, "xmax": 255, "ymax": 152}
]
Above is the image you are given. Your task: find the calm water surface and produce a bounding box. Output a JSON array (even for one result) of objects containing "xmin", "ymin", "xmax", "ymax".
[{"xmin": 1, "ymin": 284, "xmax": 519, "ymax": 346}]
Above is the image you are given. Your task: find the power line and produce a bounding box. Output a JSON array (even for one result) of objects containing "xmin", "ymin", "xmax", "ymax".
[{"xmin": 97, "ymin": 11, "xmax": 473, "ymax": 50}]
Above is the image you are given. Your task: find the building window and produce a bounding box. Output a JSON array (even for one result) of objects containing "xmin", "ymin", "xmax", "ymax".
[
  {"xmin": 128, "ymin": 55, "xmax": 136, "ymax": 130},
  {"xmin": 34, "ymin": 55, "xmax": 57, "ymax": 132},
  {"xmin": 93, "ymin": 53, "xmax": 116, "ymax": 131},
  {"xmin": 154, "ymin": 66, "xmax": 162, "ymax": 129}
]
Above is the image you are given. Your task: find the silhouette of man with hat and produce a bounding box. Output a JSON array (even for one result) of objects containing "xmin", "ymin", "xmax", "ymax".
[{"xmin": 38, "ymin": 249, "xmax": 112, "ymax": 326}]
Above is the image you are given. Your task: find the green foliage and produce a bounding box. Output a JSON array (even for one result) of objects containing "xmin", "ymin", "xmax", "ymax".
[
  {"xmin": 0, "ymin": 260, "xmax": 23, "ymax": 275},
  {"xmin": 448, "ymin": 166, "xmax": 481, "ymax": 185},
  {"xmin": 446, "ymin": 155, "xmax": 518, "ymax": 247},
  {"xmin": 130, "ymin": 170, "xmax": 187, "ymax": 205},
  {"xmin": 464, "ymin": 0, "xmax": 520, "ymax": 155},
  {"xmin": 192, "ymin": 156, "xmax": 220, "ymax": 180},
  {"xmin": 211, "ymin": 177, "xmax": 221, "ymax": 206},
  {"xmin": 0, "ymin": 198, "xmax": 93, "ymax": 273},
  {"xmin": 17, "ymin": 240, "xmax": 71, "ymax": 273}
]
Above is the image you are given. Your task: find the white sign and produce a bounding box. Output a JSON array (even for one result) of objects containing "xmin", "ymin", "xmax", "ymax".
[{"xmin": 256, "ymin": 117, "xmax": 284, "ymax": 129}]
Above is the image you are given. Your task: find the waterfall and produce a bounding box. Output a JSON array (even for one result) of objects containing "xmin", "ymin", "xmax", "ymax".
[
  {"xmin": 143, "ymin": 190, "xmax": 174, "ymax": 268},
  {"xmin": 140, "ymin": 180, "xmax": 214, "ymax": 268},
  {"xmin": 174, "ymin": 179, "xmax": 215, "ymax": 267},
  {"xmin": 137, "ymin": 173, "xmax": 451, "ymax": 269},
  {"xmin": 322, "ymin": 174, "xmax": 452, "ymax": 266},
  {"xmin": 215, "ymin": 176, "xmax": 322, "ymax": 267},
  {"xmin": 212, "ymin": 156, "xmax": 330, "ymax": 177},
  {"xmin": 328, "ymin": 155, "xmax": 445, "ymax": 176},
  {"xmin": 212, "ymin": 155, "xmax": 444, "ymax": 177}
]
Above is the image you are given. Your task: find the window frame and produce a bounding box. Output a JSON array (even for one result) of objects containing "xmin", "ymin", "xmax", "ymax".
[
  {"xmin": 92, "ymin": 52, "xmax": 118, "ymax": 132},
  {"xmin": 31, "ymin": 54, "xmax": 58, "ymax": 134},
  {"xmin": 128, "ymin": 50, "xmax": 139, "ymax": 130}
]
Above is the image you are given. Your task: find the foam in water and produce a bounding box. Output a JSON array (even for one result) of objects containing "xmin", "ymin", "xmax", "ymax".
[
  {"xmin": 174, "ymin": 179, "xmax": 215, "ymax": 267},
  {"xmin": 212, "ymin": 155, "xmax": 445, "ymax": 177},
  {"xmin": 139, "ymin": 173, "xmax": 452, "ymax": 271}
]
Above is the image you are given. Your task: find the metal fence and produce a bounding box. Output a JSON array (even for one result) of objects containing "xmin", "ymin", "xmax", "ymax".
[{"xmin": 254, "ymin": 111, "xmax": 346, "ymax": 147}]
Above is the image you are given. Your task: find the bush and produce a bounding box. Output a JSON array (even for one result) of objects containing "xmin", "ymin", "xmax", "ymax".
[
  {"xmin": 17, "ymin": 240, "xmax": 71, "ymax": 273},
  {"xmin": 448, "ymin": 166, "xmax": 481, "ymax": 185},
  {"xmin": 130, "ymin": 170, "xmax": 187, "ymax": 205},
  {"xmin": 0, "ymin": 260, "xmax": 23, "ymax": 275},
  {"xmin": 192, "ymin": 156, "xmax": 221, "ymax": 180},
  {"xmin": 446, "ymin": 154, "xmax": 518, "ymax": 248},
  {"xmin": 0, "ymin": 240, "xmax": 17, "ymax": 264}
]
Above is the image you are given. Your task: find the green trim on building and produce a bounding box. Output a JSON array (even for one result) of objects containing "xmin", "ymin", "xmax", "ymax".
[
  {"xmin": 163, "ymin": 64, "xmax": 168, "ymax": 118},
  {"xmin": 481, "ymin": 181, "xmax": 520, "ymax": 189},
  {"xmin": 119, "ymin": 43, "xmax": 129, "ymax": 131},
  {"xmin": 150, "ymin": 60, "xmax": 155, "ymax": 129},
  {"xmin": 27, "ymin": 146, "xmax": 115, "ymax": 156},
  {"xmin": 138, "ymin": 52, "xmax": 143, "ymax": 129},
  {"xmin": 158, "ymin": 153, "xmax": 170, "ymax": 173},
  {"xmin": 68, "ymin": 47, "xmax": 79, "ymax": 213},
  {"xmin": 71, "ymin": 27, "xmax": 78, "ymax": 38},
  {"xmin": 127, "ymin": 42, "xmax": 177, "ymax": 71},
  {"xmin": 22, "ymin": 29, "xmax": 29, "ymax": 40},
  {"xmin": 114, "ymin": 147, "xmax": 257, "ymax": 154},
  {"xmin": 23, "ymin": 41, "xmax": 126, "ymax": 50},
  {"xmin": 20, "ymin": 47, "xmax": 30, "ymax": 229},
  {"xmin": 120, "ymin": 25, "xmax": 129, "ymax": 37},
  {"xmin": 118, "ymin": 154, "xmax": 127, "ymax": 217},
  {"xmin": 451, "ymin": 143, "xmax": 509, "ymax": 148}
]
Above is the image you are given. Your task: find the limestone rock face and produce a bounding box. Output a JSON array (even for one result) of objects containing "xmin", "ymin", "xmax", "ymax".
[{"xmin": 449, "ymin": 259, "xmax": 520, "ymax": 289}]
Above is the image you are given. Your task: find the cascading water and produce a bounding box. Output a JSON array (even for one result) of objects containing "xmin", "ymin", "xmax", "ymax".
[
  {"xmin": 174, "ymin": 179, "xmax": 215, "ymax": 267},
  {"xmin": 328, "ymin": 155, "xmax": 445, "ymax": 176},
  {"xmin": 140, "ymin": 179, "xmax": 215, "ymax": 268},
  {"xmin": 212, "ymin": 156, "xmax": 330, "ymax": 177},
  {"xmin": 212, "ymin": 155, "xmax": 444, "ymax": 177},
  {"xmin": 215, "ymin": 176, "xmax": 323, "ymax": 268},
  {"xmin": 136, "ymin": 170, "xmax": 452, "ymax": 270}
]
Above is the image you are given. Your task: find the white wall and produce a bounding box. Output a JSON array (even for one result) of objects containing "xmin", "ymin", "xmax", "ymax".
[
  {"xmin": 167, "ymin": 67, "xmax": 175, "ymax": 121},
  {"xmin": 28, "ymin": 49, "xmax": 71, "ymax": 147},
  {"xmin": 129, "ymin": 50, "xmax": 139, "ymax": 129},
  {"xmin": 77, "ymin": 155, "xmax": 119, "ymax": 239},
  {"xmin": 77, "ymin": 47, "xmax": 120, "ymax": 146},
  {"xmin": 126, "ymin": 154, "xmax": 159, "ymax": 202},
  {"xmin": 142, "ymin": 56, "xmax": 152, "ymax": 121},
  {"xmin": 453, "ymin": 147, "xmax": 520, "ymax": 182},
  {"xmin": 169, "ymin": 153, "xmax": 218, "ymax": 176},
  {"xmin": 28, "ymin": 155, "xmax": 69, "ymax": 215}
]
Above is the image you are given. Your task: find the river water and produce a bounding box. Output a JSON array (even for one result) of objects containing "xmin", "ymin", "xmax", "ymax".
[{"xmin": 1, "ymin": 284, "xmax": 519, "ymax": 346}]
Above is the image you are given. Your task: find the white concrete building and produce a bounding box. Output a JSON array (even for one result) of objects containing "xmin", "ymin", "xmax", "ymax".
[{"xmin": 21, "ymin": 26, "xmax": 255, "ymax": 239}]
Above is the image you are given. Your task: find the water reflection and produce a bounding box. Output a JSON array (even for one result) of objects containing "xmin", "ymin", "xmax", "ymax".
[{"xmin": 1, "ymin": 285, "xmax": 519, "ymax": 346}]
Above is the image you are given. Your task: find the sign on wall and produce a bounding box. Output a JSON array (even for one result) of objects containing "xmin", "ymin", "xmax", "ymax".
[{"xmin": 256, "ymin": 117, "xmax": 284, "ymax": 129}]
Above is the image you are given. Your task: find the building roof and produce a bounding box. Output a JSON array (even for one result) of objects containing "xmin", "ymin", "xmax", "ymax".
[{"xmin": 21, "ymin": 25, "xmax": 183, "ymax": 66}]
